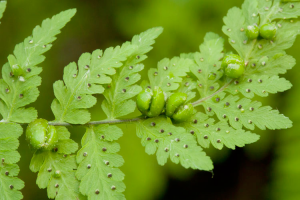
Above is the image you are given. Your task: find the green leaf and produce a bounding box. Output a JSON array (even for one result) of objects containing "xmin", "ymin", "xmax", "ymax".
[
  {"xmin": 51, "ymin": 42, "xmax": 134, "ymax": 124},
  {"xmin": 0, "ymin": 1, "xmax": 6, "ymax": 21},
  {"xmin": 148, "ymin": 56, "xmax": 194, "ymax": 92},
  {"xmin": 242, "ymin": 0, "xmax": 259, "ymax": 25},
  {"xmin": 226, "ymin": 75, "xmax": 292, "ymax": 98},
  {"xmin": 203, "ymin": 93, "xmax": 292, "ymax": 130},
  {"xmin": 102, "ymin": 27, "xmax": 163, "ymax": 119},
  {"xmin": 0, "ymin": 9, "xmax": 76, "ymax": 123},
  {"xmin": 0, "ymin": 123, "xmax": 24, "ymax": 200},
  {"xmin": 270, "ymin": 1, "xmax": 300, "ymax": 21},
  {"xmin": 136, "ymin": 116, "xmax": 213, "ymax": 171},
  {"xmin": 222, "ymin": 6, "xmax": 248, "ymax": 57},
  {"xmin": 29, "ymin": 126, "xmax": 82, "ymax": 200},
  {"xmin": 245, "ymin": 53, "xmax": 295, "ymax": 76},
  {"xmin": 175, "ymin": 112, "xmax": 260, "ymax": 150},
  {"xmin": 76, "ymin": 125, "xmax": 125, "ymax": 200},
  {"xmin": 190, "ymin": 32, "xmax": 224, "ymax": 99},
  {"xmin": 223, "ymin": 1, "xmax": 300, "ymax": 62},
  {"xmin": 175, "ymin": 77, "xmax": 197, "ymax": 102},
  {"xmin": 250, "ymin": 21, "xmax": 300, "ymax": 59}
]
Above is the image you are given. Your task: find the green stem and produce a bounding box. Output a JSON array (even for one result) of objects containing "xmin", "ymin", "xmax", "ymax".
[
  {"xmin": 48, "ymin": 116, "xmax": 145, "ymax": 126},
  {"xmin": 48, "ymin": 80, "xmax": 233, "ymax": 127}
]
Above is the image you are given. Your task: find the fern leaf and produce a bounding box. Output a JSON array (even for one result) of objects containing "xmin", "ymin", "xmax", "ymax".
[
  {"xmin": 226, "ymin": 75, "xmax": 292, "ymax": 98},
  {"xmin": 0, "ymin": 9, "xmax": 76, "ymax": 123},
  {"xmin": 136, "ymin": 117, "xmax": 213, "ymax": 171},
  {"xmin": 29, "ymin": 126, "xmax": 82, "ymax": 200},
  {"xmin": 224, "ymin": 0, "xmax": 300, "ymax": 61},
  {"xmin": 102, "ymin": 27, "xmax": 163, "ymax": 119},
  {"xmin": 190, "ymin": 32, "xmax": 224, "ymax": 98},
  {"xmin": 148, "ymin": 56, "xmax": 194, "ymax": 92},
  {"xmin": 250, "ymin": 21, "xmax": 300, "ymax": 58},
  {"xmin": 175, "ymin": 112, "xmax": 259, "ymax": 150},
  {"xmin": 0, "ymin": 123, "xmax": 24, "ymax": 200},
  {"xmin": 245, "ymin": 53, "xmax": 295, "ymax": 76},
  {"xmin": 51, "ymin": 42, "xmax": 134, "ymax": 124},
  {"xmin": 76, "ymin": 125, "xmax": 125, "ymax": 200},
  {"xmin": 268, "ymin": 1, "xmax": 300, "ymax": 21},
  {"xmin": 176, "ymin": 77, "xmax": 197, "ymax": 102},
  {"xmin": 222, "ymin": 6, "xmax": 247, "ymax": 57},
  {"xmin": 0, "ymin": 1, "xmax": 6, "ymax": 21},
  {"xmin": 203, "ymin": 93, "xmax": 292, "ymax": 130}
]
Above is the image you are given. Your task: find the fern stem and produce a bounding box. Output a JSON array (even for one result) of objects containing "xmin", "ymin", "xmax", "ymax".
[
  {"xmin": 191, "ymin": 80, "xmax": 233, "ymax": 107},
  {"xmin": 48, "ymin": 116, "xmax": 145, "ymax": 126},
  {"xmin": 48, "ymin": 80, "xmax": 232, "ymax": 126}
]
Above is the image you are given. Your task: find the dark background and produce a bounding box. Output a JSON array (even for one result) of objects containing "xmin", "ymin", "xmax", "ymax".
[{"xmin": 0, "ymin": 0, "xmax": 299, "ymax": 199}]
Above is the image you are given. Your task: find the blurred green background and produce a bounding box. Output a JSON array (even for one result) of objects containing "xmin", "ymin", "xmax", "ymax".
[{"xmin": 0, "ymin": 0, "xmax": 299, "ymax": 199}]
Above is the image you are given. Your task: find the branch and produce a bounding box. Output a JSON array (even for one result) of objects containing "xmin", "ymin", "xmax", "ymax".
[
  {"xmin": 191, "ymin": 80, "xmax": 233, "ymax": 107},
  {"xmin": 48, "ymin": 116, "xmax": 145, "ymax": 126},
  {"xmin": 48, "ymin": 80, "xmax": 233, "ymax": 126}
]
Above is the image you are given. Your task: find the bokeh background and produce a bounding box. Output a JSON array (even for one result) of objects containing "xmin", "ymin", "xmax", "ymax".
[{"xmin": 0, "ymin": 0, "xmax": 299, "ymax": 199}]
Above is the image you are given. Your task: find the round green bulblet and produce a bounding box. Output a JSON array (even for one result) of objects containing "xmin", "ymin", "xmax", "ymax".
[
  {"xmin": 147, "ymin": 87, "xmax": 165, "ymax": 117},
  {"xmin": 260, "ymin": 23, "xmax": 277, "ymax": 40},
  {"xmin": 8, "ymin": 54, "xmax": 23, "ymax": 76},
  {"xmin": 225, "ymin": 63, "xmax": 245, "ymax": 79},
  {"xmin": 221, "ymin": 54, "xmax": 245, "ymax": 79},
  {"xmin": 221, "ymin": 54, "xmax": 244, "ymax": 69},
  {"xmin": 136, "ymin": 88, "xmax": 152, "ymax": 113},
  {"xmin": 172, "ymin": 103, "xmax": 194, "ymax": 122},
  {"xmin": 136, "ymin": 86, "xmax": 165, "ymax": 117},
  {"xmin": 53, "ymin": 170, "xmax": 61, "ymax": 178},
  {"xmin": 46, "ymin": 125, "xmax": 58, "ymax": 150},
  {"xmin": 166, "ymin": 93, "xmax": 187, "ymax": 117},
  {"xmin": 26, "ymin": 119, "xmax": 58, "ymax": 151},
  {"xmin": 246, "ymin": 25, "xmax": 259, "ymax": 40}
]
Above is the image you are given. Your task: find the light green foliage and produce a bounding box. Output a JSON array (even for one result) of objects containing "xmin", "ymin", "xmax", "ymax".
[
  {"xmin": 76, "ymin": 125, "xmax": 125, "ymax": 200},
  {"xmin": 190, "ymin": 32, "xmax": 224, "ymax": 98},
  {"xmin": 223, "ymin": 0, "xmax": 300, "ymax": 59},
  {"xmin": 102, "ymin": 27, "xmax": 163, "ymax": 119},
  {"xmin": 214, "ymin": 0, "xmax": 297, "ymax": 133},
  {"xmin": 0, "ymin": 8, "xmax": 76, "ymax": 200},
  {"xmin": 0, "ymin": 1, "xmax": 6, "ymax": 22},
  {"xmin": 245, "ymin": 53, "xmax": 295, "ymax": 76},
  {"xmin": 269, "ymin": 1, "xmax": 300, "ymax": 21},
  {"xmin": 0, "ymin": 123, "xmax": 24, "ymax": 200},
  {"xmin": 29, "ymin": 126, "xmax": 81, "ymax": 200},
  {"xmin": 136, "ymin": 117, "xmax": 213, "ymax": 171},
  {"xmin": 203, "ymin": 93, "xmax": 292, "ymax": 130},
  {"xmin": 176, "ymin": 77, "xmax": 197, "ymax": 103},
  {"xmin": 227, "ymin": 75, "xmax": 292, "ymax": 98},
  {"xmin": 0, "ymin": 9, "xmax": 76, "ymax": 123},
  {"xmin": 175, "ymin": 112, "xmax": 259, "ymax": 150},
  {"xmin": 2, "ymin": 0, "xmax": 300, "ymax": 199},
  {"xmin": 148, "ymin": 57, "xmax": 194, "ymax": 93},
  {"xmin": 51, "ymin": 40, "xmax": 134, "ymax": 124}
]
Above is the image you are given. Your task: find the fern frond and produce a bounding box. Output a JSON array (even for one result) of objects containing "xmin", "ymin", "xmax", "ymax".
[
  {"xmin": 202, "ymin": 93, "xmax": 292, "ymax": 130},
  {"xmin": 136, "ymin": 117, "xmax": 213, "ymax": 171},
  {"xmin": 0, "ymin": 1, "xmax": 6, "ymax": 21},
  {"xmin": 226, "ymin": 75, "xmax": 292, "ymax": 98},
  {"xmin": 0, "ymin": 123, "xmax": 24, "ymax": 200},
  {"xmin": 29, "ymin": 127, "xmax": 82, "ymax": 200},
  {"xmin": 76, "ymin": 125, "xmax": 125, "ymax": 200},
  {"xmin": 51, "ymin": 42, "xmax": 134, "ymax": 124},
  {"xmin": 189, "ymin": 32, "xmax": 224, "ymax": 99},
  {"xmin": 176, "ymin": 77, "xmax": 197, "ymax": 102},
  {"xmin": 102, "ymin": 27, "xmax": 163, "ymax": 119},
  {"xmin": 148, "ymin": 57, "xmax": 195, "ymax": 93},
  {"xmin": 0, "ymin": 9, "xmax": 76, "ymax": 123},
  {"xmin": 175, "ymin": 112, "xmax": 259, "ymax": 150}
]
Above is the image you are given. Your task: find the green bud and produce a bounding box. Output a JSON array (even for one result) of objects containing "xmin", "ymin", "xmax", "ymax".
[{"xmin": 26, "ymin": 119, "xmax": 58, "ymax": 151}]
